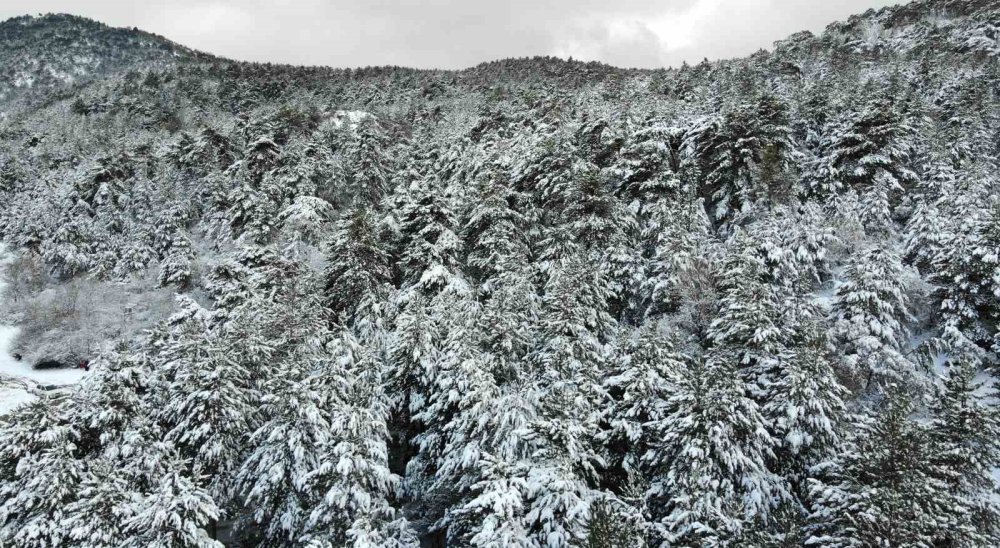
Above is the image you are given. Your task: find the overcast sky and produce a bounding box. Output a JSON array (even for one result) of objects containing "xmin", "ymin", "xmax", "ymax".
[{"xmin": 2, "ymin": 0, "xmax": 902, "ymax": 69}]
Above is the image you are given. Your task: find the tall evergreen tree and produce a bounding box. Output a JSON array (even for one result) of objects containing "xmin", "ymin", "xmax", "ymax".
[
  {"xmin": 831, "ymin": 247, "xmax": 917, "ymax": 390},
  {"xmin": 805, "ymin": 399, "xmax": 954, "ymax": 547},
  {"xmin": 644, "ymin": 357, "xmax": 785, "ymax": 546}
]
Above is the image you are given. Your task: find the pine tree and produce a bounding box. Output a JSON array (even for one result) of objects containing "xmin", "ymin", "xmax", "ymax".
[
  {"xmin": 828, "ymin": 99, "xmax": 917, "ymax": 193},
  {"xmin": 642, "ymin": 197, "xmax": 716, "ymax": 319},
  {"xmin": 324, "ymin": 208, "xmax": 393, "ymax": 320},
  {"xmin": 831, "ymin": 247, "xmax": 917, "ymax": 390},
  {"xmin": 278, "ymin": 195, "xmax": 336, "ymax": 258},
  {"xmin": 926, "ymin": 357, "xmax": 1000, "ymax": 545},
  {"xmin": 234, "ymin": 360, "xmax": 333, "ymax": 545},
  {"xmin": 611, "ymin": 122, "xmax": 684, "ymax": 204},
  {"xmin": 763, "ymin": 339, "xmax": 847, "ymax": 491},
  {"xmin": 602, "ymin": 324, "xmax": 684, "ymax": 495},
  {"xmin": 339, "ymin": 118, "xmax": 394, "ymax": 206},
  {"xmin": 123, "ymin": 465, "xmax": 223, "ymax": 548},
  {"xmin": 61, "ymin": 461, "xmax": 140, "ymax": 548},
  {"xmin": 902, "ymin": 200, "xmax": 946, "ymax": 271},
  {"xmin": 695, "ymin": 94, "xmax": 793, "ymax": 221},
  {"xmin": 73, "ymin": 345, "xmax": 156, "ymax": 459},
  {"xmin": 396, "ymin": 174, "xmax": 464, "ymax": 294},
  {"xmin": 40, "ymin": 191, "xmax": 97, "ymax": 277},
  {"xmin": 518, "ymin": 254, "xmax": 615, "ymax": 547},
  {"xmin": 0, "ymin": 395, "xmax": 87, "ymax": 548},
  {"xmin": 227, "ymin": 137, "xmax": 287, "ymax": 242},
  {"xmin": 709, "ymin": 240, "xmax": 789, "ymax": 396},
  {"xmin": 462, "ymin": 177, "xmax": 531, "ymax": 290},
  {"xmin": 448, "ymin": 455, "xmax": 532, "ymax": 547},
  {"xmin": 643, "ymin": 357, "xmax": 785, "ymax": 546},
  {"xmin": 155, "ymin": 312, "xmax": 269, "ymax": 502},
  {"xmin": 932, "ymin": 198, "xmax": 1000, "ymax": 349},
  {"xmin": 158, "ymin": 230, "xmax": 195, "ymax": 290},
  {"xmin": 300, "ymin": 332, "xmax": 417, "ymax": 547},
  {"xmin": 808, "ymin": 98, "xmax": 918, "ymax": 233},
  {"xmin": 805, "ymin": 398, "xmax": 954, "ymax": 547}
]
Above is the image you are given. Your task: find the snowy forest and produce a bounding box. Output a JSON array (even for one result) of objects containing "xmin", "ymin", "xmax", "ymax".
[{"xmin": 1, "ymin": 1, "xmax": 1000, "ymax": 546}]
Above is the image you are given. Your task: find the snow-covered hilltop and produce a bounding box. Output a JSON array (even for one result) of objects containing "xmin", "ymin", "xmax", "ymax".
[
  {"xmin": 0, "ymin": 13, "xmax": 212, "ymax": 110},
  {"xmin": 0, "ymin": 1, "xmax": 999, "ymax": 546}
]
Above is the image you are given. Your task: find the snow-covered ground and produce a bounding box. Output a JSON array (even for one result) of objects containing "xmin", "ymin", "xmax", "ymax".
[
  {"xmin": 0, "ymin": 387, "xmax": 33, "ymax": 415},
  {"xmin": 0, "ymin": 246, "xmax": 86, "ymax": 415},
  {"xmin": 0, "ymin": 324, "xmax": 85, "ymax": 387}
]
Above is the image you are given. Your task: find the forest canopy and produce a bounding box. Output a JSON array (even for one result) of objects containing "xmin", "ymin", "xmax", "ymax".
[{"xmin": 1, "ymin": 1, "xmax": 1000, "ymax": 546}]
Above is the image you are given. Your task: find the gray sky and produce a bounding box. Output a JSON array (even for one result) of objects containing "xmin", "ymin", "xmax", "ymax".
[{"xmin": 2, "ymin": 1, "xmax": 902, "ymax": 69}]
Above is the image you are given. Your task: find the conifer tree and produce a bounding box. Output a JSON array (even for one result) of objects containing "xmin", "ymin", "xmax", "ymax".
[
  {"xmin": 696, "ymin": 94, "xmax": 793, "ymax": 221},
  {"xmin": 61, "ymin": 462, "xmax": 137, "ymax": 548},
  {"xmin": 300, "ymin": 332, "xmax": 417, "ymax": 547},
  {"xmin": 601, "ymin": 324, "xmax": 684, "ymax": 496},
  {"xmin": 123, "ymin": 465, "xmax": 223, "ymax": 548},
  {"xmin": 234, "ymin": 360, "xmax": 333, "ymax": 545},
  {"xmin": 926, "ymin": 357, "xmax": 1000, "ymax": 545},
  {"xmin": 831, "ymin": 247, "xmax": 917, "ymax": 390},
  {"xmin": 156, "ymin": 313, "xmax": 268, "ymax": 503},
  {"xmin": 340, "ymin": 118, "xmax": 394, "ymax": 206},
  {"xmin": 805, "ymin": 398, "xmax": 954, "ymax": 547},
  {"xmin": 324, "ymin": 208, "xmax": 393, "ymax": 320},
  {"xmin": 644, "ymin": 357, "xmax": 785, "ymax": 546}
]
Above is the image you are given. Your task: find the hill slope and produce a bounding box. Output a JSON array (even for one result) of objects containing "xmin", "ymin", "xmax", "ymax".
[
  {"xmin": 0, "ymin": 13, "xmax": 212, "ymax": 110},
  {"xmin": 0, "ymin": 1, "xmax": 998, "ymax": 547}
]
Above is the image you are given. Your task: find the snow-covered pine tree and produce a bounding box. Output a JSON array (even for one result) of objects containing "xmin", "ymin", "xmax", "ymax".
[
  {"xmin": 60, "ymin": 463, "xmax": 135, "ymax": 547},
  {"xmin": 226, "ymin": 137, "xmax": 287, "ymax": 243},
  {"xmin": 324, "ymin": 207, "xmax": 393, "ymax": 320},
  {"xmin": 763, "ymin": 337, "xmax": 847, "ymax": 496},
  {"xmin": 642, "ymin": 196, "xmax": 716, "ymax": 321},
  {"xmin": 339, "ymin": 118, "xmax": 394, "ymax": 206},
  {"xmin": 278, "ymin": 195, "xmax": 336, "ymax": 259},
  {"xmin": 601, "ymin": 323, "xmax": 684, "ymax": 500},
  {"xmin": 519, "ymin": 253, "xmax": 616, "ymax": 547},
  {"xmin": 931, "ymin": 197, "xmax": 1000, "ymax": 350},
  {"xmin": 396, "ymin": 173, "xmax": 464, "ymax": 295},
  {"xmin": 695, "ymin": 93, "xmax": 793, "ymax": 222},
  {"xmin": 462, "ymin": 176, "xmax": 531, "ymax": 290},
  {"xmin": 40, "ymin": 190, "xmax": 97, "ymax": 277},
  {"xmin": 462, "ymin": 174, "xmax": 539, "ymax": 378},
  {"xmin": 824, "ymin": 98, "xmax": 918, "ymax": 232},
  {"xmin": 925, "ymin": 357, "xmax": 1000, "ymax": 545},
  {"xmin": 234, "ymin": 356, "xmax": 334, "ymax": 544},
  {"xmin": 0, "ymin": 440, "xmax": 88, "ymax": 548},
  {"xmin": 831, "ymin": 247, "xmax": 917, "ymax": 391},
  {"xmin": 0, "ymin": 396, "xmax": 85, "ymax": 548},
  {"xmin": 73, "ymin": 344, "xmax": 157, "ymax": 460},
  {"xmin": 563, "ymin": 167, "xmax": 642, "ymax": 323},
  {"xmin": 804, "ymin": 398, "xmax": 954, "ymax": 547},
  {"xmin": 708, "ymin": 233, "xmax": 795, "ymax": 407},
  {"xmin": 643, "ymin": 356, "xmax": 785, "ymax": 546},
  {"xmin": 122, "ymin": 464, "xmax": 223, "ymax": 548},
  {"xmin": 300, "ymin": 331, "xmax": 417, "ymax": 548},
  {"xmin": 446, "ymin": 454, "xmax": 532, "ymax": 547},
  {"xmin": 903, "ymin": 200, "xmax": 946, "ymax": 272},
  {"xmin": 510, "ymin": 130, "xmax": 580, "ymax": 234},
  {"xmin": 158, "ymin": 230, "xmax": 196, "ymax": 290},
  {"xmin": 155, "ymin": 308, "xmax": 269, "ymax": 504}
]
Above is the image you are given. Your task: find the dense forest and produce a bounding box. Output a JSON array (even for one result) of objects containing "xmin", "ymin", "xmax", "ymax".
[{"xmin": 1, "ymin": 1, "xmax": 1000, "ymax": 546}]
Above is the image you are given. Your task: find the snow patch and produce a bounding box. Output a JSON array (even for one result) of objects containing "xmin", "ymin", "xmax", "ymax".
[
  {"xmin": 0, "ymin": 246, "xmax": 86, "ymax": 415},
  {"xmin": 324, "ymin": 110, "xmax": 374, "ymax": 130}
]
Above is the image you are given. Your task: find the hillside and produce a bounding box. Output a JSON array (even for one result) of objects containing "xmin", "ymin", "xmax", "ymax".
[
  {"xmin": 0, "ymin": 1, "xmax": 999, "ymax": 546},
  {"xmin": 0, "ymin": 13, "xmax": 213, "ymax": 112}
]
